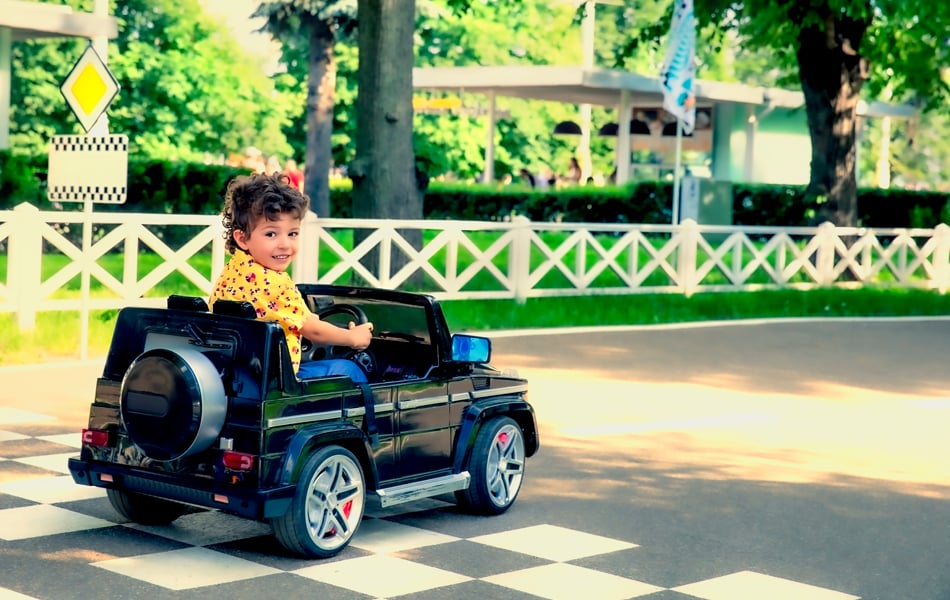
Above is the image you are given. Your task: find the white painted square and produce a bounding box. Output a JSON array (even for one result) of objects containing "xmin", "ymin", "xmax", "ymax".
[
  {"xmin": 0, "ymin": 475, "xmax": 104, "ymax": 504},
  {"xmin": 38, "ymin": 433, "xmax": 82, "ymax": 448},
  {"xmin": 470, "ymin": 524, "xmax": 636, "ymax": 561},
  {"xmin": 294, "ymin": 554, "xmax": 470, "ymax": 597},
  {"xmin": 0, "ymin": 586, "xmax": 38, "ymax": 599},
  {"xmin": 15, "ymin": 452, "xmax": 75, "ymax": 474},
  {"xmin": 674, "ymin": 570, "xmax": 860, "ymax": 600},
  {"xmin": 0, "ymin": 504, "xmax": 113, "ymax": 540},
  {"xmin": 484, "ymin": 563, "xmax": 663, "ymax": 600},
  {"xmin": 93, "ymin": 546, "xmax": 281, "ymax": 590},
  {"xmin": 0, "ymin": 409, "xmax": 53, "ymax": 426},
  {"xmin": 349, "ymin": 518, "xmax": 459, "ymax": 553},
  {"xmin": 125, "ymin": 510, "xmax": 272, "ymax": 547},
  {"xmin": 0, "ymin": 429, "xmax": 29, "ymax": 442}
]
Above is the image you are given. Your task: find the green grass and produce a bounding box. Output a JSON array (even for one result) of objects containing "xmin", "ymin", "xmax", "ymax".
[
  {"xmin": 2, "ymin": 287, "xmax": 948, "ymax": 365},
  {"xmin": 442, "ymin": 287, "xmax": 950, "ymax": 331},
  {"xmin": 1, "ymin": 309, "xmax": 118, "ymax": 364}
]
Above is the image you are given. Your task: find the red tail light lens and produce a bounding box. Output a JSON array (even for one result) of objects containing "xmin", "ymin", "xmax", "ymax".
[
  {"xmin": 222, "ymin": 451, "xmax": 255, "ymax": 472},
  {"xmin": 82, "ymin": 428, "xmax": 111, "ymax": 447}
]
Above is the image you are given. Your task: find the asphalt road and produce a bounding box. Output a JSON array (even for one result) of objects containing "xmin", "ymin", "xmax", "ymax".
[
  {"xmin": 488, "ymin": 317, "xmax": 950, "ymax": 600},
  {"xmin": 2, "ymin": 317, "xmax": 949, "ymax": 600}
]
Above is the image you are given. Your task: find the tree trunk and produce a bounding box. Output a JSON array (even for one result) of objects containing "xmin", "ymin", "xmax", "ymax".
[
  {"xmin": 304, "ymin": 21, "xmax": 336, "ymax": 218},
  {"xmin": 351, "ymin": 0, "xmax": 423, "ymax": 284},
  {"xmin": 796, "ymin": 13, "xmax": 869, "ymax": 227}
]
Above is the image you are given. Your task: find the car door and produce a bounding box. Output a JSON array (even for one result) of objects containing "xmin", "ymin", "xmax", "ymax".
[{"xmin": 394, "ymin": 378, "xmax": 451, "ymax": 479}]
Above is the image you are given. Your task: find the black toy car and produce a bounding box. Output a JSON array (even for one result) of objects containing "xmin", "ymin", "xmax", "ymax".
[{"xmin": 68, "ymin": 284, "xmax": 538, "ymax": 558}]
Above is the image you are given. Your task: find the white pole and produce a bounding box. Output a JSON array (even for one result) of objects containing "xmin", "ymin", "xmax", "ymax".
[
  {"xmin": 90, "ymin": 0, "xmax": 110, "ymax": 136},
  {"xmin": 672, "ymin": 119, "xmax": 683, "ymax": 225},
  {"xmin": 79, "ymin": 0, "xmax": 112, "ymax": 359},
  {"xmin": 80, "ymin": 198, "xmax": 92, "ymax": 360}
]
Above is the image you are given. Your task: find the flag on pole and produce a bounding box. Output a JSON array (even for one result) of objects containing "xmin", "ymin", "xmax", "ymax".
[{"xmin": 659, "ymin": 0, "xmax": 697, "ymax": 134}]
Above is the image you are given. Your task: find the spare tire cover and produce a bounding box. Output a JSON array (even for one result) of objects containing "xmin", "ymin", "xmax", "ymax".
[{"xmin": 120, "ymin": 347, "xmax": 227, "ymax": 461}]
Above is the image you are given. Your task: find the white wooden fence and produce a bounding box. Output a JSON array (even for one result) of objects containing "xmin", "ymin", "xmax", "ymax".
[{"xmin": 2, "ymin": 201, "xmax": 948, "ymax": 355}]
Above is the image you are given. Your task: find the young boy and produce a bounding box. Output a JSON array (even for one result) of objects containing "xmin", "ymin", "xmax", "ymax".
[{"xmin": 210, "ymin": 172, "xmax": 373, "ymax": 382}]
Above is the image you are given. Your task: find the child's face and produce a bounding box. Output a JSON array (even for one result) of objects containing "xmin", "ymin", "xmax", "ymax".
[{"xmin": 233, "ymin": 212, "xmax": 301, "ymax": 272}]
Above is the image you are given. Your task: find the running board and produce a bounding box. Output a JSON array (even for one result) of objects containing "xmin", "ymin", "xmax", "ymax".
[{"xmin": 374, "ymin": 472, "xmax": 470, "ymax": 508}]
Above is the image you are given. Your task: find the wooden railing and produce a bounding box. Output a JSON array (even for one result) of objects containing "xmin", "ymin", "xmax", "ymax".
[{"xmin": 2, "ymin": 202, "xmax": 948, "ymax": 356}]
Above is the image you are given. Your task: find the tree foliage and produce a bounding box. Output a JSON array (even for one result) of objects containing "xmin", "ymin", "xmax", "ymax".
[
  {"xmin": 253, "ymin": 0, "xmax": 358, "ymax": 216},
  {"xmin": 622, "ymin": 0, "xmax": 950, "ymax": 225},
  {"xmin": 9, "ymin": 0, "xmax": 950, "ymax": 222},
  {"xmin": 10, "ymin": 0, "xmax": 293, "ymax": 162},
  {"xmin": 413, "ymin": 0, "xmax": 598, "ymax": 181}
]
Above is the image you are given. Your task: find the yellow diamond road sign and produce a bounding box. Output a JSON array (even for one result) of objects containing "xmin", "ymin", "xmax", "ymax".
[{"xmin": 60, "ymin": 45, "xmax": 119, "ymax": 133}]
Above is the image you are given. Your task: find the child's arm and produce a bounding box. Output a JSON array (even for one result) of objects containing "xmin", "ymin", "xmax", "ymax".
[{"xmin": 301, "ymin": 313, "xmax": 374, "ymax": 350}]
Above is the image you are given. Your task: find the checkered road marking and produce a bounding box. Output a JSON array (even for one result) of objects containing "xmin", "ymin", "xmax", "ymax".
[{"xmin": 0, "ymin": 418, "xmax": 860, "ymax": 600}]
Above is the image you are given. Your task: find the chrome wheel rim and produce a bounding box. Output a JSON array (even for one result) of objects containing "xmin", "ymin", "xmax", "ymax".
[
  {"xmin": 305, "ymin": 453, "xmax": 364, "ymax": 551},
  {"xmin": 486, "ymin": 423, "xmax": 525, "ymax": 507}
]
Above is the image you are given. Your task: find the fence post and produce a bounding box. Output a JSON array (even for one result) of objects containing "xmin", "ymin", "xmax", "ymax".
[
  {"xmin": 8, "ymin": 203, "xmax": 42, "ymax": 331},
  {"xmin": 510, "ymin": 215, "xmax": 531, "ymax": 304},
  {"xmin": 933, "ymin": 223, "xmax": 950, "ymax": 294},
  {"xmin": 677, "ymin": 219, "xmax": 699, "ymax": 297},
  {"xmin": 293, "ymin": 210, "xmax": 319, "ymax": 284},
  {"xmin": 210, "ymin": 219, "xmax": 226, "ymax": 285},
  {"xmin": 815, "ymin": 222, "xmax": 837, "ymax": 286}
]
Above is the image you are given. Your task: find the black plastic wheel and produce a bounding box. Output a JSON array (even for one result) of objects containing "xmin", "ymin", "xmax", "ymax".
[
  {"xmin": 456, "ymin": 416, "xmax": 526, "ymax": 515},
  {"xmin": 271, "ymin": 445, "xmax": 366, "ymax": 558}
]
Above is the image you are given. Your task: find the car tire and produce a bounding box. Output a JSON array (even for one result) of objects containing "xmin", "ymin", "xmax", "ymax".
[
  {"xmin": 456, "ymin": 416, "xmax": 526, "ymax": 515},
  {"xmin": 106, "ymin": 488, "xmax": 189, "ymax": 525},
  {"xmin": 271, "ymin": 445, "xmax": 366, "ymax": 558}
]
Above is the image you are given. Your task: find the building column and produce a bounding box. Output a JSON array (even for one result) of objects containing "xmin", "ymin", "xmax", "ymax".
[
  {"xmin": 577, "ymin": 0, "xmax": 595, "ymax": 181},
  {"xmin": 743, "ymin": 104, "xmax": 756, "ymax": 181},
  {"xmin": 0, "ymin": 27, "xmax": 11, "ymax": 150},
  {"xmin": 615, "ymin": 89, "xmax": 632, "ymax": 184},
  {"xmin": 482, "ymin": 90, "xmax": 496, "ymax": 183}
]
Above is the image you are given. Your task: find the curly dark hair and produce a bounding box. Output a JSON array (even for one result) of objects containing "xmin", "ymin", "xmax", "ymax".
[{"xmin": 221, "ymin": 172, "xmax": 310, "ymax": 254}]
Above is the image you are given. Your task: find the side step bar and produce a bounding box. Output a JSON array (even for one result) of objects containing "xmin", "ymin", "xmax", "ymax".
[{"xmin": 374, "ymin": 472, "xmax": 470, "ymax": 508}]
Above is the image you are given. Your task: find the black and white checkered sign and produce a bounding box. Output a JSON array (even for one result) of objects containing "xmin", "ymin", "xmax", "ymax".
[{"xmin": 47, "ymin": 134, "xmax": 128, "ymax": 204}]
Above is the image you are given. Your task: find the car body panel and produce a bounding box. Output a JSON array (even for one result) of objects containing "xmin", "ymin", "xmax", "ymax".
[{"xmin": 68, "ymin": 285, "xmax": 538, "ymax": 549}]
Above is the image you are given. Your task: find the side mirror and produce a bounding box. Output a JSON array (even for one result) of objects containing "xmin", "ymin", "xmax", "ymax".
[{"xmin": 451, "ymin": 334, "xmax": 491, "ymax": 363}]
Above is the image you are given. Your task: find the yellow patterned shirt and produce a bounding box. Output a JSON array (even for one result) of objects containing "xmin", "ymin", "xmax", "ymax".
[{"xmin": 210, "ymin": 252, "xmax": 308, "ymax": 372}]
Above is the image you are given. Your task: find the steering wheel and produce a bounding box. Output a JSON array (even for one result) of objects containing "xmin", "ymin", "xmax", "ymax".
[
  {"xmin": 318, "ymin": 303, "xmax": 368, "ymax": 327},
  {"xmin": 301, "ymin": 303, "xmax": 376, "ymax": 377}
]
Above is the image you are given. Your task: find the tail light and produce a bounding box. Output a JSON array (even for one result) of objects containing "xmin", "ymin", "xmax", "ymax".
[
  {"xmin": 222, "ymin": 451, "xmax": 255, "ymax": 472},
  {"xmin": 82, "ymin": 428, "xmax": 112, "ymax": 448}
]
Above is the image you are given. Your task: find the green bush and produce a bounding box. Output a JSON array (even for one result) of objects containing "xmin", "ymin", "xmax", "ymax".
[
  {"xmin": 858, "ymin": 187, "xmax": 950, "ymax": 228},
  {"xmin": 1, "ymin": 153, "xmax": 947, "ymax": 228},
  {"xmin": 88, "ymin": 159, "xmax": 246, "ymax": 215},
  {"xmin": 0, "ymin": 150, "xmax": 43, "ymax": 208}
]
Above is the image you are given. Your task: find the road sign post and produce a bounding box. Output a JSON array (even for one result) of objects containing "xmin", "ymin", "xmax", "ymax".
[{"xmin": 51, "ymin": 42, "xmax": 123, "ymax": 358}]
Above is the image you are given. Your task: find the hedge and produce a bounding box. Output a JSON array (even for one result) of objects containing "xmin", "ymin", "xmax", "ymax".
[{"xmin": 2, "ymin": 151, "xmax": 947, "ymax": 228}]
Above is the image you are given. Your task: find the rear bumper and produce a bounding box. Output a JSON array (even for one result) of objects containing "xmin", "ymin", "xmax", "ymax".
[{"xmin": 68, "ymin": 457, "xmax": 295, "ymax": 520}]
